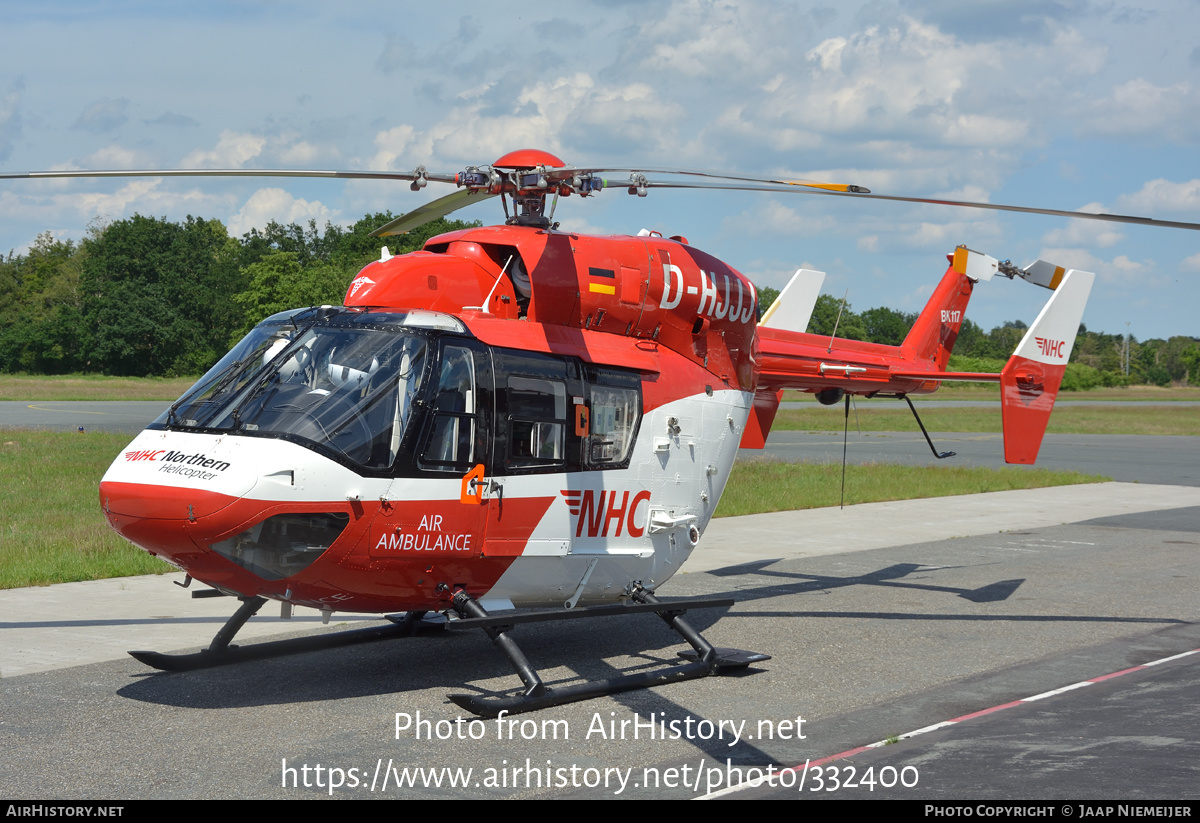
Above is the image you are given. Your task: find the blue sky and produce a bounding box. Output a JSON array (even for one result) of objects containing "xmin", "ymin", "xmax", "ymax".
[{"xmin": 1, "ymin": 0, "xmax": 1197, "ymax": 339}]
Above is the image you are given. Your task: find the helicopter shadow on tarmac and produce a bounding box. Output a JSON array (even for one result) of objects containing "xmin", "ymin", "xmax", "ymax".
[{"xmin": 695, "ymin": 558, "xmax": 1190, "ymax": 628}]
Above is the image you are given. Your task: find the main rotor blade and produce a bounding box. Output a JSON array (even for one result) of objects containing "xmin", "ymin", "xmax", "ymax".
[
  {"xmin": 0, "ymin": 168, "xmax": 459, "ymax": 184},
  {"xmin": 631, "ymin": 179, "xmax": 1200, "ymax": 232},
  {"xmin": 546, "ymin": 164, "xmax": 869, "ymax": 193},
  {"xmin": 370, "ymin": 189, "xmax": 498, "ymax": 237}
]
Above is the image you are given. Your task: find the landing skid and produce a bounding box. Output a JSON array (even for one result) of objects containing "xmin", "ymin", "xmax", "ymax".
[
  {"xmin": 128, "ymin": 599, "xmax": 439, "ymax": 672},
  {"xmin": 445, "ymin": 587, "xmax": 770, "ymax": 718},
  {"xmin": 127, "ymin": 589, "xmax": 769, "ymax": 715}
]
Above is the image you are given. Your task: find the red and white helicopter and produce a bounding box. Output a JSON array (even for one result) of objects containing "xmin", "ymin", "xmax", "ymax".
[{"xmin": 7, "ymin": 150, "xmax": 1194, "ymax": 715}]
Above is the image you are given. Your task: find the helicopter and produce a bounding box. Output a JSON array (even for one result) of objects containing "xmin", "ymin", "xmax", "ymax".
[{"xmin": 5, "ymin": 148, "xmax": 1191, "ymax": 716}]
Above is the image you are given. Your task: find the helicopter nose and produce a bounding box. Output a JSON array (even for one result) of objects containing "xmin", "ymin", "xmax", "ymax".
[
  {"xmin": 99, "ymin": 432, "xmax": 259, "ymax": 571},
  {"xmin": 99, "ymin": 476, "xmax": 251, "ymax": 572}
]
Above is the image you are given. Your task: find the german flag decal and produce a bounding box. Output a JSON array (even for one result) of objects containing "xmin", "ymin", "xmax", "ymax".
[{"xmin": 588, "ymin": 267, "xmax": 616, "ymax": 295}]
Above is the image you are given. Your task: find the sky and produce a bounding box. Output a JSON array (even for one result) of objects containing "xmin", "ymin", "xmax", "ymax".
[{"xmin": 1, "ymin": 0, "xmax": 1197, "ymax": 340}]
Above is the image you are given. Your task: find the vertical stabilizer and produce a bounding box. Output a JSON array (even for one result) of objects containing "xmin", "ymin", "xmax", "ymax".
[
  {"xmin": 999, "ymin": 269, "xmax": 1095, "ymax": 464},
  {"xmin": 899, "ymin": 251, "xmax": 985, "ymax": 370}
]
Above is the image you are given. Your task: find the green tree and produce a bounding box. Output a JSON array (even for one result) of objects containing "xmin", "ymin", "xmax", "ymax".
[
  {"xmin": 238, "ymin": 215, "xmax": 481, "ymax": 272},
  {"xmin": 755, "ymin": 285, "xmax": 780, "ymax": 321},
  {"xmin": 860, "ymin": 306, "xmax": 914, "ymax": 345},
  {"xmin": 806, "ymin": 294, "xmax": 867, "ymax": 341},
  {"xmin": 0, "ymin": 234, "xmax": 86, "ymax": 373},
  {"xmin": 80, "ymin": 215, "xmax": 244, "ymax": 376},
  {"xmin": 952, "ymin": 318, "xmax": 987, "ymax": 358},
  {"xmin": 232, "ymin": 252, "xmax": 353, "ymax": 339}
]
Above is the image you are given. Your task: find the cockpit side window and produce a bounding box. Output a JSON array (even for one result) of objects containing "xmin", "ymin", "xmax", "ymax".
[{"xmin": 419, "ymin": 345, "xmax": 478, "ymax": 470}]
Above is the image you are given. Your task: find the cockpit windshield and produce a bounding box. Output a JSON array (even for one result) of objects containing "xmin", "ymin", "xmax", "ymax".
[{"xmin": 154, "ymin": 307, "xmax": 434, "ymax": 470}]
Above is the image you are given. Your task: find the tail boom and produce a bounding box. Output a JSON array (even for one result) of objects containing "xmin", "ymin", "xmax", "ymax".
[{"xmin": 746, "ymin": 249, "xmax": 1092, "ymax": 466}]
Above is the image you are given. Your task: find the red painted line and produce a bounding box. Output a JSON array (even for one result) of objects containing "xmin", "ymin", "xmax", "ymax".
[
  {"xmin": 1089, "ymin": 665, "xmax": 1146, "ymax": 683},
  {"xmin": 711, "ymin": 647, "xmax": 1200, "ymax": 800},
  {"xmin": 808, "ymin": 745, "xmax": 872, "ymax": 767},
  {"xmin": 949, "ymin": 700, "xmax": 1025, "ymax": 723}
]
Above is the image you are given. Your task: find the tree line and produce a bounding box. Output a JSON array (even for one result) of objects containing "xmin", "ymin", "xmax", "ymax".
[
  {"xmin": 0, "ymin": 213, "xmax": 475, "ymax": 377},
  {"xmin": 2, "ymin": 213, "xmax": 1196, "ymax": 387}
]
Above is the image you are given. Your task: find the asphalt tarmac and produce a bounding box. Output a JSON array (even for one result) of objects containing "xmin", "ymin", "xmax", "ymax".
[
  {"xmin": 2, "ymin": 485, "xmax": 1199, "ymax": 800},
  {"xmin": 2, "ymin": 401, "xmax": 1198, "ymax": 800},
  {"xmin": 751, "ymin": 431, "xmax": 1200, "ymax": 487},
  {"xmin": 0, "ymin": 400, "xmax": 169, "ymax": 434}
]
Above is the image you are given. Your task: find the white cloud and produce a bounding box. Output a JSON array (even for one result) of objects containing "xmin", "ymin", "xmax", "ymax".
[
  {"xmin": 638, "ymin": 0, "xmax": 788, "ymax": 78},
  {"xmin": 368, "ymin": 73, "xmax": 686, "ymax": 171},
  {"xmin": 553, "ymin": 215, "xmax": 613, "ymax": 237},
  {"xmin": 1038, "ymin": 247, "xmax": 1156, "ymax": 286},
  {"xmin": 278, "ymin": 141, "xmax": 324, "ymax": 165},
  {"xmin": 371, "ymin": 125, "xmax": 417, "ymax": 170},
  {"xmin": 226, "ymin": 188, "xmax": 335, "ymax": 236},
  {"xmin": 182, "ymin": 130, "xmax": 267, "ymax": 168},
  {"xmin": 1083, "ymin": 79, "xmax": 1200, "ymax": 141},
  {"xmin": 73, "ymin": 98, "xmax": 129, "ymax": 133},
  {"xmin": 906, "ymin": 218, "xmax": 1000, "ymax": 248},
  {"xmin": 1041, "ymin": 205, "xmax": 1124, "ymax": 249},
  {"xmin": 0, "ymin": 79, "xmax": 21, "ymax": 162},
  {"xmin": 721, "ymin": 201, "xmax": 840, "ymax": 238},
  {"xmin": 1116, "ymin": 179, "xmax": 1200, "ymax": 214},
  {"xmin": 0, "ymin": 179, "xmax": 233, "ymax": 234},
  {"xmin": 82, "ymin": 144, "xmax": 142, "ymax": 170},
  {"xmin": 789, "ymin": 19, "xmax": 1022, "ymax": 140}
]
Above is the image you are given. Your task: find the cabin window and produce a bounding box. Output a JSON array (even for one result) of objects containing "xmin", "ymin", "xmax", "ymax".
[
  {"xmin": 506, "ymin": 375, "xmax": 567, "ymax": 469},
  {"xmin": 586, "ymin": 385, "xmax": 639, "ymax": 465}
]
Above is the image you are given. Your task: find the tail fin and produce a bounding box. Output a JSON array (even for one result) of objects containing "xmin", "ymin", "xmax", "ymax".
[
  {"xmin": 1000, "ymin": 268, "xmax": 1095, "ymax": 464},
  {"xmin": 901, "ymin": 246, "xmax": 997, "ymax": 370},
  {"xmin": 759, "ymin": 268, "xmax": 825, "ymax": 332}
]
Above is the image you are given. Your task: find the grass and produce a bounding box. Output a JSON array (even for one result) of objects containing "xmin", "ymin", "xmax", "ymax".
[
  {"xmin": 772, "ymin": 404, "xmax": 1200, "ymax": 436},
  {"xmin": 0, "ymin": 431, "xmax": 173, "ymax": 588},
  {"xmin": 0, "ymin": 374, "xmax": 198, "ymax": 401},
  {"xmin": 713, "ymin": 460, "xmax": 1107, "ymax": 518},
  {"xmin": 783, "ymin": 385, "xmax": 1200, "ymax": 402}
]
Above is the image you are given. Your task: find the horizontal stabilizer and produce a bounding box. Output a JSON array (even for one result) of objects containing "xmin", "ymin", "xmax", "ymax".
[
  {"xmin": 1000, "ymin": 268, "xmax": 1095, "ymax": 464},
  {"xmin": 759, "ymin": 269, "xmax": 825, "ymax": 332}
]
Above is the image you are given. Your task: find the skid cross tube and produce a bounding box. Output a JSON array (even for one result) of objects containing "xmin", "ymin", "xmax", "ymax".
[
  {"xmin": 446, "ymin": 587, "xmax": 765, "ymax": 718},
  {"xmin": 453, "ymin": 591, "xmax": 546, "ymax": 698}
]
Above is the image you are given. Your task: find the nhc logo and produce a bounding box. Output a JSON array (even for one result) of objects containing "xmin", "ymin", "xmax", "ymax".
[
  {"xmin": 562, "ymin": 489, "xmax": 652, "ymax": 538},
  {"xmin": 1035, "ymin": 337, "xmax": 1065, "ymax": 359},
  {"xmin": 124, "ymin": 449, "xmax": 165, "ymax": 462}
]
